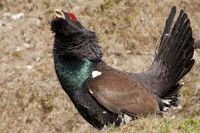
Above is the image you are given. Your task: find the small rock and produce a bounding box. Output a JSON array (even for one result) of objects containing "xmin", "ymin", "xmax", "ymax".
[
  {"xmin": 11, "ymin": 13, "xmax": 24, "ymax": 20},
  {"xmin": 23, "ymin": 43, "xmax": 31, "ymax": 48},
  {"xmin": 16, "ymin": 47, "xmax": 22, "ymax": 52},
  {"xmin": 36, "ymin": 57, "xmax": 40, "ymax": 61},
  {"xmin": 24, "ymin": 65, "xmax": 33, "ymax": 70}
]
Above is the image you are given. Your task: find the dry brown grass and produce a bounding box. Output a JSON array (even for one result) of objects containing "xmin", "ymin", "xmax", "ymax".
[{"xmin": 0, "ymin": 0, "xmax": 200, "ymax": 132}]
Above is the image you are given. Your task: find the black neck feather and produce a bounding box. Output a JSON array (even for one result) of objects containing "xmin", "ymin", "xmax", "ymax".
[{"xmin": 54, "ymin": 31, "xmax": 103, "ymax": 62}]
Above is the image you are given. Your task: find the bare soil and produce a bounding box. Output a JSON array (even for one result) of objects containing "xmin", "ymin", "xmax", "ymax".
[{"xmin": 0, "ymin": 0, "xmax": 200, "ymax": 132}]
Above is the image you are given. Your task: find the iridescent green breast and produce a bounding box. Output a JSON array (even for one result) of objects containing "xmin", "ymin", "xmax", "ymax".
[{"xmin": 54, "ymin": 53, "xmax": 95, "ymax": 90}]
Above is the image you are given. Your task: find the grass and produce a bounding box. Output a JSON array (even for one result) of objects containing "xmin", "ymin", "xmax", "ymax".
[
  {"xmin": 96, "ymin": 116, "xmax": 200, "ymax": 133},
  {"xmin": 1, "ymin": 0, "xmax": 200, "ymax": 133}
]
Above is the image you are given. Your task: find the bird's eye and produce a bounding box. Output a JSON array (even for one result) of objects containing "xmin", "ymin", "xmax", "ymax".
[{"xmin": 68, "ymin": 13, "xmax": 77, "ymax": 21}]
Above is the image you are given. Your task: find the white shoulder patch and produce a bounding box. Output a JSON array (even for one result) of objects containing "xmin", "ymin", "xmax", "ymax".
[
  {"xmin": 89, "ymin": 89, "xmax": 93, "ymax": 94},
  {"xmin": 92, "ymin": 71, "xmax": 102, "ymax": 78}
]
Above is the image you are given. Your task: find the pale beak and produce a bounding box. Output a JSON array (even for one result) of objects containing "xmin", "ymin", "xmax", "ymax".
[{"xmin": 54, "ymin": 9, "xmax": 65, "ymax": 19}]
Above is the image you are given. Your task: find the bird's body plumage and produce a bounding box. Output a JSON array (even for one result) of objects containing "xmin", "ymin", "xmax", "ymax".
[
  {"xmin": 51, "ymin": 7, "xmax": 195, "ymax": 129},
  {"xmin": 53, "ymin": 51, "xmax": 122, "ymax": 129}
]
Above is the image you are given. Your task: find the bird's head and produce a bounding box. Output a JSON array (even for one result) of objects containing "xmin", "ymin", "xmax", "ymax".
[
  {"xmin": 51, "ymin": 9, "xmax": 85, "ymax": 34},
  {"xmin": 51, "ymin": 9, "xmax": 103, "ymax": 62}
]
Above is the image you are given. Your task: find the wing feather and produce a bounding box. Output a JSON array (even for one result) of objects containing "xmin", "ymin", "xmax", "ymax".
[{"xmin": 87, "ymin": 64, "xmax": 160, "ymax": 116}]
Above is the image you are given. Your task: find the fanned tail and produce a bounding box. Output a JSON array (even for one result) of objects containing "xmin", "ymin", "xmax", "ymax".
[
  {"xmin": 153, "ymin": 6, "xmax": 194, "ymax": 96},
  {"xmin": 130, "ymin": 6, "xmax": 195, "ymax": 110}
]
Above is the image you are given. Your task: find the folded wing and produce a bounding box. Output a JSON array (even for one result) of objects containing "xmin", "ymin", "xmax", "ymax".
[{"xmin": 87, "ymin": 64, "xmax": 160, "ymax": 117}]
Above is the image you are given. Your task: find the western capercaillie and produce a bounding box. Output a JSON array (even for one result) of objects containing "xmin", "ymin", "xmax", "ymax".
[{"xmin": 51, "ymin": 6, "xmax": 194, "ymax": 129}]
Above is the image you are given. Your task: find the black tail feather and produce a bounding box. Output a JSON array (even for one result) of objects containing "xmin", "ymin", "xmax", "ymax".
[
  {"xmin": 162, "ymin": 83, "xmax": 182, "ymax": 98},
  {"xmin": 175, "ymin": 59, "xmax": 194, "ymax": 84},
  {"xmin": 130, "ymin": 6, "xmax": 194, "ymax": 99},
  {"xmin": 151, "ymin": 7, "xmax": 195, "ymax": 97},
  {"xmin": 157, "ymin": 6, "xmax": 176, "ymax": 59}
]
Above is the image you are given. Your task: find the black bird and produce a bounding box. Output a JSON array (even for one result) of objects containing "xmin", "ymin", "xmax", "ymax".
[{"xmin": 51, "ymin": 6, "xmax": 194, "ymax": 129}]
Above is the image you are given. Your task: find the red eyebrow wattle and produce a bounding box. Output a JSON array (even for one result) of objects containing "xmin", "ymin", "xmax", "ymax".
[{"xmin": 68, "ymin": 13, "xmax": 77, "ymax": 21}]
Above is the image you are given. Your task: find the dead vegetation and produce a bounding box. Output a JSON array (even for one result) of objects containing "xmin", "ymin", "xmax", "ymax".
[{"xmin": 0, "ymin": 0, "xmax": 200, "ymax": 132}]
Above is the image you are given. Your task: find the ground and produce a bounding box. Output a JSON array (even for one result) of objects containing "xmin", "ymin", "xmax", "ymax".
[{"xmin": 0, "ymin": 0, "xmax": 200, "ymax": 133}]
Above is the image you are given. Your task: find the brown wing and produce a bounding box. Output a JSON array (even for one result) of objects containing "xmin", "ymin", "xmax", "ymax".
[{"xmin": 87, "ymin": 64, "xmax": 160, "ymax": 117}]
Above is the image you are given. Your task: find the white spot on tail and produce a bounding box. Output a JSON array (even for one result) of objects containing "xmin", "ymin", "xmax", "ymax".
[
  {"xmin": 119, "ymin": 114, "xmax": 132, "ymax": 124},
  {"xmin": 162, "ymin": 99, "xmax": 172, "ymax": 106},
  {"xmin": 92, "ymin": 71, "xmax": 102, "ymax": 78},
  {"xmin": 162, "ymin": 107, "xmax": 169, "ymax": 112},
  {"xmin": 124, "ymin": 114, "xmax": 132, "ymax": 123}
]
